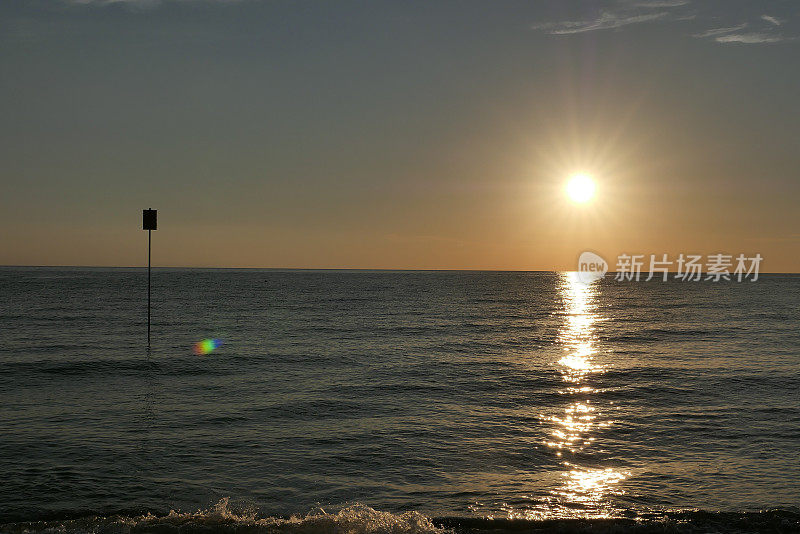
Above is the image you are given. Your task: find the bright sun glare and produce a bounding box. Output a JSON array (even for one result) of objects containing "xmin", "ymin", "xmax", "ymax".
[{"xmin": 566, "ymin": 174, "xmax": 596, "ymax": 204}]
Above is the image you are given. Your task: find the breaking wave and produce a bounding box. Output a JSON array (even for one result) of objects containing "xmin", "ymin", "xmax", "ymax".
[
  {"xmin": 0, "ymin": 499, "xmax": 440, "ymax": 534},
  {"xmin": 2, "ymin": 499, "xmax": 798, "ymax": 534}
]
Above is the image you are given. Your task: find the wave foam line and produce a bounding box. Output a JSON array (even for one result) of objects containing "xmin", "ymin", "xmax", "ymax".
[
  {"xmin": 2, "ymin": 499, "xmax": 799, "ymax": 534},
  {"xmin": 0, "ymin": 499, "xmax": 442, "ymax": 534}
]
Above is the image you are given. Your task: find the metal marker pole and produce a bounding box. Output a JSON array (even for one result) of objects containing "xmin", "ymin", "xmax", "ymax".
[
  {"xmin": 143, "ymin": 208, "xmax": 157, "ymax": 350},
  {"xmin": 148, "ymin": 228, "xmax": 151, "ymax": 347}
]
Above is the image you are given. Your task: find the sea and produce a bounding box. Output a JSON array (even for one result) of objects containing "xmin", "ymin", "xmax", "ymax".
[{"xmin": 1, "ymin": 267, "xmax": 798, "ymax": 533}]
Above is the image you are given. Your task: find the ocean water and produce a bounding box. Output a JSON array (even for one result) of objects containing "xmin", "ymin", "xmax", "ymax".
[{"xmin": 0, "ymin": 268, "xmax": 798, "ymax": 533}]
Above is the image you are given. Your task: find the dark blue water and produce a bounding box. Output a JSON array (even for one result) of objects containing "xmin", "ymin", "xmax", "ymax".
[{"xmin": 1, "ymin": 268, "xmax": 798, "ymax": 533}]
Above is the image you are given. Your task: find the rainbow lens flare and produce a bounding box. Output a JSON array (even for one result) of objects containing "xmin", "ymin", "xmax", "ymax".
[{"xmin": 194, "ymin": 338, "xmax": 222, "ymax": 355}]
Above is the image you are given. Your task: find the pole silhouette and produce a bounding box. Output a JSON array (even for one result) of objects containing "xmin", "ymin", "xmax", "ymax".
[
  {"xmin": 143, "ymin": 209, "xmax": 157, "ymax": 348},
  {"xmin": 148, "ymin": 227, "xmax": 151, "ymax": 345}
]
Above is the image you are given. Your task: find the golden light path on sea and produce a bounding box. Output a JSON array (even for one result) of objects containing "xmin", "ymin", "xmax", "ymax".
[
  {"xmin": 514, "ymin": 272, "xmax": 627, "ymax": 520},
  {"xmin": 550, "ymin": 272, "xmax": 626, "ymax": 518}
]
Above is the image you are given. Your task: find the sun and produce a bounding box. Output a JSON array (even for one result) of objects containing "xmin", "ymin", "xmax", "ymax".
[{"xmin": 566, "ymin": 173, "xmax": 596, "ymax": 204}]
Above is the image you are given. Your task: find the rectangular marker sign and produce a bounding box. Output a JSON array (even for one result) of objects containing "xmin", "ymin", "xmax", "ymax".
[{"xmin": 143, "ymin": 209, "xmax": 157, "ymax": 230}]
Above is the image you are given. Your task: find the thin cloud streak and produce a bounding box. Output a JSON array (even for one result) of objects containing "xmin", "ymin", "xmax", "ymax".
[
  {"xmin": 629, "ymin": 0, "xmax": 690, "ymax": 7},
  {"xmin": 532, "ymin": 11, "xmax": 669, "ymax": 35},
  {"xmin": 761, "ymin": 15, "xmax": 783, "ymax": 27},
  {"xmin": 66, "ymin": 0, "xmax": 241, "ymax": 5},
  {"xmin": 693, "ymin": 24, "xmax": 748, "ymax": 39},
  {"xmin": 530, "ymin": 1, "xmax": 795, "ymax": 46},
  {"xmin": 692, "ymin": 19, "xmax": 793, "ymax": 45},
  {"xmin": 68, "ymin": 0, "xmax": 157, "ymax": 4},
  {"xmin": 531, "ymin": 0, "xmax": 692, "ymax": 35},
  {"xmin": 715, "ymin": 33, "xmax": 786, "ymax": 44}
]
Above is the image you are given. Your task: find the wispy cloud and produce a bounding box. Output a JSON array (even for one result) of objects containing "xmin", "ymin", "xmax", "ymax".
[
  {"xmin": 693, "ymin": 16, "xmax": 793, "ymax": 45},
  {"xmin": 531, "ymin": 0, "xmax": 692, "ymax": 35},
  {"xmin": 693, "ymin": 24, "xmax": 748, "ymax": 39},
  {"xmin": 629, "ymin": 0, "xmax": 690, "ymax": 7},
  {"xmin": 65, "ymin": 0, "xmax": 241, "ymax": 6},
  {"xmin": 761, "ymin": 15, "xmax": 783, "ymax": 27},
  {"xmin": 531, "ymin": 0, "xmax": 796, "ymax": 45},
  {"xmin": 715, "ymin": 33, "xmax": 786, "ymax": 44},
  {"xmin": 68, "ymin": 0, "xmax": 158, "ymax": 4},
  {"xmin": 532, "ymin": 11, "xmax": 670, "ymax": 35}
]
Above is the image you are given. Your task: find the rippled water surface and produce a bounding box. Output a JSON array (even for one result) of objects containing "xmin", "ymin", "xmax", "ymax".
[{"xmin": 1, "ymin": 268, "xmax": 798, "ymax": 530}]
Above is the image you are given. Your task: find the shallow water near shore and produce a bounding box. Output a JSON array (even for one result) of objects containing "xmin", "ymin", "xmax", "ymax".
[{"xmin": 1, "ymin": 268, "xmax": 798, "ymax": 532}]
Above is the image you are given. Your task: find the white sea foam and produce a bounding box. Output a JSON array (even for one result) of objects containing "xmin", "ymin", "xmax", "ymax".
[
  {"xmin": 2, "ymin": 499, "xmax": 443, "ymax": 534},
  {"xmin": 4, "ymin": 502, "xmax": 800, "ymax": 534}
]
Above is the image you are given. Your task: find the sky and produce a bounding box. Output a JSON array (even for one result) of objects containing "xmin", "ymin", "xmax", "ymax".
[{"xmin": 1, "ymin": 0, "xmax": 798, "ymax": 270}]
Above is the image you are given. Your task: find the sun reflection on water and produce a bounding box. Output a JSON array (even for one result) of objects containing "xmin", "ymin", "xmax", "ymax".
[
  {"xmin": 542, "ymin": 272, "xmax": 627, "ymax": 519},
  {"xmin": 470, "ymin": 272, "xmax": 629, "ymax": 521}
]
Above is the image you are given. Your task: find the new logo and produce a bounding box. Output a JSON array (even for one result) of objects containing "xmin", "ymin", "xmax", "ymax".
[{"xmin": 577, "ymin": 251, "xmax": 608, "ymax": 283}]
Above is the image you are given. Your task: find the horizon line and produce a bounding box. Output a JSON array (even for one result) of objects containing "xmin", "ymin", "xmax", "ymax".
[{"xmin": 1, "ymin": 265, "xmax": 796, "ymax": 275}]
